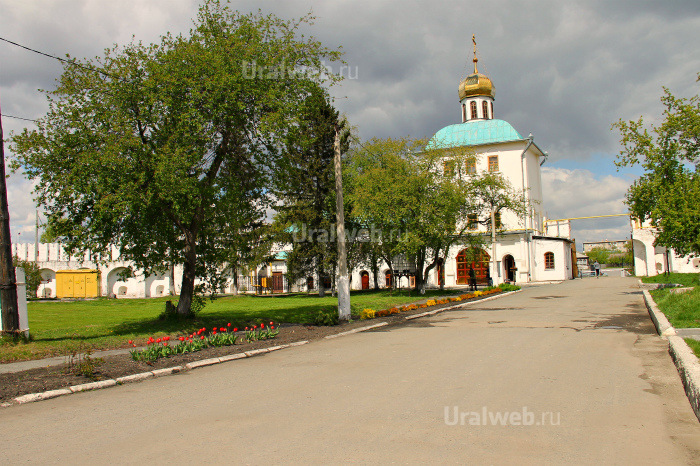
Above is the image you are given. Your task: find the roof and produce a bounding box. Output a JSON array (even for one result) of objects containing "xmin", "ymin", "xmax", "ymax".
[{"xmin": 426, "ymin": 119, "xmax": 522, "ymax": 150}]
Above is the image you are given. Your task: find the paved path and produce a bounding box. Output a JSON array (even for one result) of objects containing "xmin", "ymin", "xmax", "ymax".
[{"xmin": 1, "ymin": 277, "xmax": 699, "ymax": 464}]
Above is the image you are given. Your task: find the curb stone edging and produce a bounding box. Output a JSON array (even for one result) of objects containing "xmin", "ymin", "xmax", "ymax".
[
  {"xmin": 643, "ymin": 290, "xmax": 700, "ymax": 422},
  {"xmin": 70, "ymin": 380, "xmax": 117, "ymax": 393},
  {"xmin": 668, "ymin": 336, "xmax": 700, "ymax": 422},
  {"xmin": 405, "ymin": 289, "xmax": 521, "ymax": 320},
  {"xmin": 324, "ymin": 322, "xmax": 388, "ymax": 339},
  {"xmin": 5, "ymin": 340, "xmax": 311, "ymax": 408},
  {"xmin": 642, "ymin": 290, "xmax": 676, "ymax": 336}
]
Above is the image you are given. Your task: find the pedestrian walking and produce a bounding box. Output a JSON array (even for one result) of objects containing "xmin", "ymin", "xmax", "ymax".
[
  {"xmin": 594, "ymin": 261, "xmax": 600, "ymax": 278},
  {"xmin": 469, "ymin": 265, "xmax": 476, "ymax": 291}
]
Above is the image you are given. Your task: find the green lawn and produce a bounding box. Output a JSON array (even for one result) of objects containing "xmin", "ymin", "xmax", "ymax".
[
  {"xmin": 648, "ymin": 273, "xmax": 700, "ymax": 329},
  {"xmin": 641, "ymin": 272, "xmax": 700, "ymax": 287},
  {"xmin": 684, "ymin": 338, "xmax": 700, "ymax": 360},
  {"xmin": 0, "ymin": 289, "xmax": 463, "ymax": 362}
]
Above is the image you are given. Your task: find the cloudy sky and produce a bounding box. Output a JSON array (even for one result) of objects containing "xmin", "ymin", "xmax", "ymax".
[{"xmin": 2, "ymin": 0, "xmax": 700, "ymax": 249}]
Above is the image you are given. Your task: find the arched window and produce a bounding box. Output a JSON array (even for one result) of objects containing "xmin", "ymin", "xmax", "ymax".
[
  {"xmin": 544, "ymin": 252, "xmax": 555, "ymax": 270},
  {"xmin": 470, "ymin": 101, "xmax": 477, "ymax": 120},
  {"xmin": 490, "ymin": 102, "xmax": 493, "ymax": 118},
  {"xmin": 482, "ymin": 101, "xmax": 489, "ymax": 119},
  {"xmin": 462, "ymin": 103, "xmax": 466, "ymax": 122}
]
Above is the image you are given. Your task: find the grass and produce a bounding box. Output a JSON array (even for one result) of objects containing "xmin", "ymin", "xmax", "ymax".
[
  {"xmin": 649, "ymin": 273, "xmax": 700, "ymax": 328},
  {"xmin": 684, "ymin": 339, "xmax": 700, "ymax": 360},
  {"xmin": 641, "ymin": 272, "xmax": 700, "ymax": 287},
  {"xmin": 0, "ymin": 288, "xmax": 463, "ymax": 363}
]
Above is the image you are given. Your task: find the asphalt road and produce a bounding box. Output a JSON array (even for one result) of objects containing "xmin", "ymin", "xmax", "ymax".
[{"xmin": 1, "ymin": 277, "xmax": 699, "ymax": 464}]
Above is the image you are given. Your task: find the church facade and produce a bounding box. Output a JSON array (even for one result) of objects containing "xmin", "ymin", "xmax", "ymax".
[{"xmin": 349, "ymin": 48, "xmax": 576, "ymax": 288}]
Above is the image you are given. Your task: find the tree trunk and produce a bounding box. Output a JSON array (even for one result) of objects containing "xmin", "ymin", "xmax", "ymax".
[
  {"xmin": 176, "ymin": 240, "xmax": 197, "ymax": 316},
  {"xmin": 333, "ymin": 128, "xmax": 351, "ymax": 320},
  {"xmin": 0, "ymin": 105, "xmax": 19, "ymax": 332},
  {"xmin": 231, "ymin": 265, "xmax": 239, "ymax": 295},
  {"xmin": 317, "ymin": 262, "xmax": 325, "ymax": 298},
  {"xmin": 371, "ymin": 252, "xmax": 379, "ymax": 290}
]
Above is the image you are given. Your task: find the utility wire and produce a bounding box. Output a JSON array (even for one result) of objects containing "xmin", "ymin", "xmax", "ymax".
[
  {"xmin": 0, "ymin": 36, "xmax": 120, "ymax": 80},
  {"xmin": 1, "ymin": 114, "xmax": 37, "ymax": 123}
]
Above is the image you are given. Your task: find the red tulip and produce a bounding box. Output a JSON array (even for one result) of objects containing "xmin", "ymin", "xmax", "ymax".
[
  {"xmin": 132, "ymin": 344, "xmax": 136, "ymax": 347},
  {"xmin": 179, "ymin": 336, "xmax": 185, "ymax": 341},
  {"xmin": 163, "ymin": 342, "xmax": 167, "ymax": 346},
  {"xmin": 227, "ymin": 323, "xmax": 231, "ymax": 327},
  {"xmin": 200, "ymin": 336, "xmax": 205, "ymax": 340},
  {"xmin": 219, "ymin": 327, "xmax": 224, "ymax": 332},
  {"xmin": 128, "ymin": 340, "xmax": 133, "ymax": 344},
  {"xmin": 271, "ymin": 326, "xmax": 275, "ymax": 330},
  {"xmin": 156, "ymin": 338, "xmax": 161, "ymax": 343},
  {"xmin": 261, "ymin": 323, "xmax": 265, "ymax": 328},
  {"xmin": 269, "ymin": 321, "xmax": 273, "ymax": 325},
  {"xmin": 164, "ymin": 336, "xmax": 170, "ymax": 341},
  {"xmin": 233, "ymin": 328, "xmax": 238, "ymax": 332}
]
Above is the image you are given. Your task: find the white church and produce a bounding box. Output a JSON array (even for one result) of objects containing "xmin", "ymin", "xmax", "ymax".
[{"xmin": 12, "ymin": 44, "xmax": 578, "ymax": 298}]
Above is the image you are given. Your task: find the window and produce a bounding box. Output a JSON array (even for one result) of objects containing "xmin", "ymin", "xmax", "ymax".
[
  {"xmin": 443, "ymin": 160, "xmax": 455, "ymax": 176},
  {"xmin": 466, "ymin": 158, "xmax": 476, "ymax": 174},
  {"xmin": 490, "ymin": 102, "xmax": 493, "ymax": 119},
  {"xmin": 488, "ymin": 155, "xmax": 499, "ymax": 172},
  {"xmin": 545, "ymin": 252, "xmax": 555, "ymax": 269},
  {"xmin": 470, "ymin": 101, "xmax": 477, "ymax": 120},
  {"xmin": 462, "ymin": 103, "xmax": 466, "ymax": 122},
  {"xmin": 467, "ymin": 214, "xmax": 478, "ymax": 230},
  {"xmin": 482, "ymin": 101, "xmax": 489, "ymax": 119}
]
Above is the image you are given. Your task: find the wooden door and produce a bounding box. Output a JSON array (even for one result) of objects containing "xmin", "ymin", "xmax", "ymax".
[{"xmin": 361, "ymin": 272, "xmax": 369, "ymax": 290}]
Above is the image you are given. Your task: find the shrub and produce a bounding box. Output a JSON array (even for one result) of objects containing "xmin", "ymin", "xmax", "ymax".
[
  {"xmin": 360, "ymin": 308, "xmax": 376, "ymax": 320},
  {"xmin": 314, "ymin": 309, "xmax": 339, "ymax": 326},
  {"xmin": 498, "ymin": 283, "xmax": 521, "ymax": 292}
]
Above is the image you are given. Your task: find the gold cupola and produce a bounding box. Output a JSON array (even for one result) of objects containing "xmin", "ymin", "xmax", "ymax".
[{"xmin": 458, "ymin": 35, "xmax": 495, "ymax": 101}]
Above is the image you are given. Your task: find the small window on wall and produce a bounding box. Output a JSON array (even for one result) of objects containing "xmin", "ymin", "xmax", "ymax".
[
  {"xmin": 467, "ymin": 214, "xmax": 478, "ymax": 230},
  {"xmin": 466, "ymin": 158, "xmax": 476, "ymax": 174},
  {"xmin": 470, "ymin": 101, "xmax": 477, "ymax": 120},
  {"xmin": 443, "ymin": 160, "xmax": 455, "ymax": 176},
  {"xmin": 462, "ymin": 103, "xmax": 466, "ymax": 122},
  {"xmin": 482, "ymin": 101, "xmax": 489, "ymax": 119},
  {"xmin": 545, "ymin": 252, "xmax": 555, "ymax": 269},
  {"xmin": 488, "ymin": 155, "xmax": 499, "ymax": 172}
]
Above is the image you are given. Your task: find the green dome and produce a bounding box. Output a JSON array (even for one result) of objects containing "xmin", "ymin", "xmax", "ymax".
[{"xmin": 426, "ymin": 119, "xmax": 522, "ymax": 149}]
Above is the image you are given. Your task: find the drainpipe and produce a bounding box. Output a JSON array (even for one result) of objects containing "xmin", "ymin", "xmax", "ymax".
[{"xmin": 520, "ymin": 134, "xmax": 534, "ymax": 282}]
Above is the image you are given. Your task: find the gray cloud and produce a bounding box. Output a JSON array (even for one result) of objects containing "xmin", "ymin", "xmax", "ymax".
[{"xmin": 2, "ymin": 0, "xmax": 699, "ymax": 245}]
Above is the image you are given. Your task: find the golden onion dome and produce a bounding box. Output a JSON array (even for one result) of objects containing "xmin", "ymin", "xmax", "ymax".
[
  {"xmin": 458, "ymin": 72, "xmax": 495, "ymax": 100},
  {"xmin": 459, "ymin": 34, "xmax": 495, "ymax": 101}
]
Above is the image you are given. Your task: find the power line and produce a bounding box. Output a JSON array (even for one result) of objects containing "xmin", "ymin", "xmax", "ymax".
[
  {"xmin": 1, "ymin": 114, "xmax": 37, "ymax": 123},
  {"xmin": 0, "ymin": 36, "xmax": 120, "ymax": 80}
]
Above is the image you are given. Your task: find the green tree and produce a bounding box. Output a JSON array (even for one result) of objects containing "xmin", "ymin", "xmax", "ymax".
[
  {"xmin": 347, "ymin": 138, "xmax": 481, "ymax": 294},
  {"xmin": 10, "ymin": 1, "xmax": 342, "ymax": 316},
  {"xmin": 12, "ymin": 257, "xmax": 41, "ymax": 299},
  {"xmin": 272, "ymin": 87, "xmax": 350, "ymax": 297},
  {"xmin": 613, "ymin": 76, "xmax": 700, "ymax": 257}
]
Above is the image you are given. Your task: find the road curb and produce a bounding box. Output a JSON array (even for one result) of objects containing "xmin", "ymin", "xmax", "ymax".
[
  {"xmin": 642, "ymin": 290, "xmax": 676, "ymax": 336},
  {"xmin": 668, "ymin": 336, "xmax": 700, "ymax": 422},
  {"xmin": 643, "ymin": 290, "xmax": 700, "ymax": 422},
  {"xmin": 5, "ymin": 340, "xmax": 310, "ymax": 408},
  {"xmin": 325, "ymin": 322, "xmax": 388, "ymax": 339},
  {"xmin": 405, "ymin": 289, "xmax": 521, "ymax": 320}
]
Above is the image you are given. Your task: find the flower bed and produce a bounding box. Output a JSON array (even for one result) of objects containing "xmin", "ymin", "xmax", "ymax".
[
  {"xmin": 130, "ymin": 322, "xmax": 280, "ymax": 362},
  {"xmin": 358, "ymin": 284, "xmax": 518, "ymax": 320}
]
